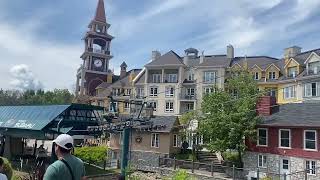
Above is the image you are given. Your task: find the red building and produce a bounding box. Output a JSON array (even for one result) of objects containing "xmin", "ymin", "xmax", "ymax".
[{"xmin": 244, "ymin": 97, "xmax": 320, "ymax": 180}]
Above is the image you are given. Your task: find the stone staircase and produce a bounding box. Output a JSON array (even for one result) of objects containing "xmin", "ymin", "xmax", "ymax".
[{"xmin": 197, "ymin": 151, "xmax": 225, "ymax": 173}]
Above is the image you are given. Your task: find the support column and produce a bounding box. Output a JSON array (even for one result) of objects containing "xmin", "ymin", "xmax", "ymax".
[
  {"xmin": 76, "ymin": 76, "xmax": 80, "ymax": 95},
  {"xmin": 179, "ymin": 67, "xmax": 183, "ymax": 83},
  {"xmin": 3, "ymin": 136, "xmax": 11, "ymax": 160},
  {"xmin": 144, "ymin": 68, "xmax": 148, "ymax": 84},
  {"xmin": 162, "ymin": 69, "xmax": 165, "ymax": 83},
  {"xmin": 121, "ymin": 128, "xmax": 130, "ymax": 177}
]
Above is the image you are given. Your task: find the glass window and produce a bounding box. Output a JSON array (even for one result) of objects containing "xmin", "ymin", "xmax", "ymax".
[
  {"xmin": 149, "ymin": 101, "xmax": 157, "ymax": 111},
  {"xmin": 279, "ymin": 129, "xmax": 290, "ymax": 148},
  {"xmin": 258, "ymin": 129, "xmax": 267, "ymax": 146},
  {"xmin": 109, "ymin": 102, "xmax": 118, "ymax": 112},
  {"xmin": 288, "ymin": 67, "xmax": 298, "ymax": 77},
  {"xmin": 306, "ymin": 160, "xmax": 316, "ymax": 175},
  {"xmin": 309, "ymin": 61, "xmax": 320, "ymax": 74},
  {"xmin": 186, "ymin": 103, "xmax": 194, "ymax": 111},
  {"xmin": 258, "ymin": 155, "xmax": 267, "ymax": 168},
  {"xmin": 204, "ymin": 87, "xmax": 214, "ymax": 94},
  {"xmin": 165, "ymin": 101, "xmax": 174, "ymax": 112},
  {"xmin": 152, "ymin": 74, "xmax": 161, "ymax": 83},
  {"xmin": 186, "ymin": 88, "xmax": 195, "ymax": 96},
  {"xmin": 150, "ymin": 87, "xmax": 158, "ymax": 97},
  {"xmin": 254, "ymin": 72, "xmax": 259, "ymax": 80},
  {"xmin": 268, "ymin": 72, "xmax": 276, "ymax": 79},
  {"xmin": 282, "ymin": 159, "xmax": 289, "ymax": 170},
  {"xmin": 151, "ymin": 133, "xmax": 159, "ymax": 148},
  {"xmin": 283, "ymin": 86, "xmax": 296, "ymax": 99},
  {"xmin": 124, "ymin": 102, "xmax": 130, "ymax": 109},
  {"xmin": 204, "ymin": 71, "xmax": 216, "ymax": 83},
  {"xmin": 305, "ymin": 130, "xmax": 317, "ymax": 150},
  {"xmin": 167, "ymin": 74, "xmax": 177, "ymax": 83},
  {"xmin": 173, "ymin": 134, "xmax": 178, "ymax": 147},
  {"xmin": 165, "ymin": 87, "xmax": 174, "ymax": 97},
  {"xmin": 137, "ymin": 88, "xmax": 144, "ymax": 98},
  {"xmin": 188, "ymin": 72, "xmax": 195, "ymax": 81}
]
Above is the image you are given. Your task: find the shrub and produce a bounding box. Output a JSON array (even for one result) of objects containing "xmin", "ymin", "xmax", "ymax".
[
  {"xmin": 74, "ymin": 146, "xmax": 108, "ymax": 164},
  {"xmin": 222, "ymin": 151, "xmax": 241, "ymax": 167},
  {"xmin": 171, "ymin": 169, "xmax": 194, "ymax": 180},
  {"xmin": 0, "ymin": 157, "xmax": 13, "ymax": 179}
]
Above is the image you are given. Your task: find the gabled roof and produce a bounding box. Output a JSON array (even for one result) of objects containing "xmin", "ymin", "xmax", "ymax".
[
  {"xmin": 231, "ymin": 56, "xmax": 280, "ymax": 70},
  {"xmin": 145, "ymin": 51, "xmax": 184, "ymax": 66},
  {"xmin": 94, "ymin": 0, "xmax": 107, "ymax": 23},
  {"xmin": 290, "ymin": 48, "xmax": 320, "ymax": 65},
  {"xmin": 261, "ymin": 103, "xmax": 320, "ymax": 127},
  {"xmin": 196, "ymin": 55, "xmax": 231, "ymax": 67}
]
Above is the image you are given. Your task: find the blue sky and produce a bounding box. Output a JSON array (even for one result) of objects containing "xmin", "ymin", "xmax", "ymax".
[{"xmin": 0, "ymin": 0, "xmax": 320, "ymax": 90}]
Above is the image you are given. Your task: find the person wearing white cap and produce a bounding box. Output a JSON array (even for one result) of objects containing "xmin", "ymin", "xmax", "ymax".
[{"xmin": 44, "ymin": 134, "xmax": 87, "ymax": 180}]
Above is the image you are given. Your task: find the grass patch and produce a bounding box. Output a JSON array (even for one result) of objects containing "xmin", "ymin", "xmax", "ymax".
[{"xmin": 85, "ymin": 164, "xmax": 116, "ymax": 176}]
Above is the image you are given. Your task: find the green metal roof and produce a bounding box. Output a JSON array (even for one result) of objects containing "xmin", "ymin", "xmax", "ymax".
[{"xmin": 0, "ymin": 105, "xmax": 70, "ymax": 130}]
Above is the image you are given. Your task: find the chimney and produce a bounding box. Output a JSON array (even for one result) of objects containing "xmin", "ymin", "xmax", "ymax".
[
  {"xmin": 256, "ymin": 96, "xmax": 277, "ymax": 116},
  {"xmin": 120, "ymin": 62, "xmax": 127, "ymax": 79},
  {"xmin": 227, "ymin": 44, "xmax": 234, "ymax": 59},
  {"xmin": 200, "ymin": 51, "xmax": 205, "ymax": 64},
  {"xmin": 284, "ymin": 46, "xmax": 302, "ymax": 59},
  {"xmin": 152, "ymin": 51, "xmax": 161, "ymax": 61}
]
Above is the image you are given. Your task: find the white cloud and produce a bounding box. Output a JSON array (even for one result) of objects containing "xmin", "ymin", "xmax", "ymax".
[{"xmin": 10, "ymin": 64, "xmax": 43, "ymax": 90}]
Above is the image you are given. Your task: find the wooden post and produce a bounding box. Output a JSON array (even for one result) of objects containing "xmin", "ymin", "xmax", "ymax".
[
  {"xmin": 257, "ymin": 168, "xmax": 260, "ymax": 180},
  {"xmin": 158, "ymin": 155, "xmax": 161, "ymax": 167},
  {"xmin": 211, "ymin": 161, "xmax": 214, "ymax": 177},
  {"xmin": 232, "ymin": 164, "xmax": 235, "ymax": 180},
  {"xmin": 192, "ymin": 159, "xmax": 194, "ymax": 173},
  {"xmin": 174, "ymin": 157, "xmax": 176, "ymax": 170},
  {"xmin": 304, "ymin": 169, "xmax": 308, "ymax": 180}
]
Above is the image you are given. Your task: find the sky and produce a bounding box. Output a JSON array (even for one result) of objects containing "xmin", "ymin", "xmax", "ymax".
[{"xmin": 0, "ymin": 0, "xmax": 320, "ymax": 90}]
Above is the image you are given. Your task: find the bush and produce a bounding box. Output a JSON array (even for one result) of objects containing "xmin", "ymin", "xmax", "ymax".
[
  {"xmin": 0, "ymin": 157, "xmax": 13, "ymax": 179},
  {"xmin": 171, "ymin": 169, "xmax": 194, "ymax": 180},
  {"xmin": 74, "ymin": 146, "xmax": 108, "ymax": 164},
  {"xmin": 222, "ymin": 151, "xmax": 241, "ymax": 167}
]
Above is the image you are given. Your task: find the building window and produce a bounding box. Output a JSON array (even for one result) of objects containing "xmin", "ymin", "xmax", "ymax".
[
  {"xmin": 98, "ymin": 100, "xmax": 104, "ymax": 107},
  {"xmin": 304, "ymin": 130, "xmax": 317, "ymax": 150},
  {"xmin": 204, "ymin": 71, "xmax": 216, "ymax": 83},
  {"xmin": 267, "ymin": 88, "xmax": 277, "ymax": 97},
  {"xmin": 165, "ymin": 101, "xmax": 174, "ymax": 113},
  {"xmin": 268, "ymin": 72, "xmax": 276, "ymax": 79},
  {"xmin": 282, "ymin": 159, "xmax": 289, "ymax": 170},
  {"xmin": 109, "ymin": 102, "xmax": 118, "ymax": 112},
  {"xmin": 136, "ymin": 88, "xmax": 144, "ymax": 98},
  {"xmin": 186, "ymin": 103, "xmax": 194, "ymax": 111},
  {"xmin": 283, "ymin": 86, "xmax": 296, "ymax": 99},
  {"xmin": 125, "ymin": 89, "xmax": 131, "ymax": 96},
  {"xmin": 308, "ymin": 61, "xmax": 320, "ymax": 75},
  {"xmin": 254, "ymin": 72, "xmax": 259, "ymax": 80},
  {"xmin": 124, "ymin": 102, "xmax": 130, "ymax": 109},
  {"xmin": 149, "ymin": 101, "xmax": 157, "ymax": 111},
  {"xmin": 151, "ymin": 133, "xmax": 159, "ymax": 148},
  {"xmin": 150, "ymin": 87, "xmax": 158, "ymax": 97},
  {"xmin": 186, "ymin": 88, "xmax": 195, "ymax": 96},
  {"xmin": 173, "ymin": 134, "xmax": 178, "ymax": 147},
  {"xmin": 258, "ymin": 155, "xmax": 267, "ymax": 168},
  {"xmin": 165, "ymin": 87, "xmax": 174, "ymax": 97},
  {"xmin": 188, "ymin": 72, "xmax": 194, "ymax": 81},
  {"xmin": 167, "ymin": 74, "xmax": 177, "ymax": 83},
  {"xmin": 304, "ymin": 82, "xmax": 318, "ymax": 97},
  {"xmin": 306, "ymin": 160, "xmax": 316, "ymax": 175},
  {"xmin": 288, "ymin": 67, "xmax": 298, "ymax": 78},
  {"xmin": 279, "ymin": 129, "xmax": 291, "ymax": 148},
  {"xmin": 204, "ymin": 87, "xmax": 214, "ymax": 94},
  {"xmin": 152, "ymin": 74, "xmax": 161, "ymax": 83},
  {"xmin": 257, "ymin": 128, "xmax": 268, "ymax": 146}
]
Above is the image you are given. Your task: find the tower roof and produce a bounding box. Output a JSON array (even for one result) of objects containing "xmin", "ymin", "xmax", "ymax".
[
  {"xmin": 94, "ymin": 0, "xmax": 107, "ymax": 23},
  {"xmin": 120, "ymin": 62, "xmax": 128, "ymax": 68}
]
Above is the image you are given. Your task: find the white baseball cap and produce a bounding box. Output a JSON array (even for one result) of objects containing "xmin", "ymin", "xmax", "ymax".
[{"xmin": 53, "ymin": 134, "xmax": 74, "ymax": 150}]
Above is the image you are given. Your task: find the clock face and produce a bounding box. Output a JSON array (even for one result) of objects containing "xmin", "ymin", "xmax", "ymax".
[{"xmin": 94, "ymin": 59, "xmax": 103, "ymax": 67}]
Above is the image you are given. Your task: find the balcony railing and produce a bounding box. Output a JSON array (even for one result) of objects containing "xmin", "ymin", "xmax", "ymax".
[
  {"xmin": 179, "ymin": 93, "xmax": 197, "ymax": 100},
  {"xmin": 87, "ymin": 48, "xmax": 110, "ymax": 55}
]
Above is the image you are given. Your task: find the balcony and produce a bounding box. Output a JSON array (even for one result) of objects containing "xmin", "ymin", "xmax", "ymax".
[{"xmin": 179, "ymin": 93, "xmax": 197, "ymax": 100}]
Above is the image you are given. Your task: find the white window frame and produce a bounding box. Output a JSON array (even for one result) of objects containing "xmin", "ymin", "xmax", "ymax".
[
  {"xmin": 137, "ymin": 88, "xmax": 144, "ymax": 98},
  {"xmin": 269, "ymin": 72, "xmax": 276, "ymax": 79},
  {"xmin": 204, "ymin": 71, "xmax": 216, "ymax": 83},
  {"xmin": 165, "ymin": 101, "xmax": 174, "ymax": 113},
  {"xmin": 282, "ymin": 159, "xmax": 289, "ymax": 171},
  {"xmin": 288, "ymin": 67, "xmax": 298, "ymax": 77},
  {"xmin": 150, "ymin": 87, "xmax": 158, "ymax": 97},
  {"xmin": 254, "ymin": 72, "xmax": 259, "ymax": 80},
  {"xmin": 204, "ymin": 87, "xmax": 214, "ymax": 94},
  {"xmin": 258, "ymin": 154, "xmax": 267, "ymax": 168},
  {"xmin": 167, "ymin": 74, "xmax": 178, "ymax": 83},
  {"xmin": 279, "ymin": 129, "xmax": 291, "ymax": 148},
  {"xmin": 283, "ymin": 86, "xmax": 296, "ymax": 99},
  {"xmin": 186, "ymin": 103, "xmax": 194, "ymax": 111},
  {"xmin": 304, "ymin": 130, "xmax": 317, "ymax": 151},
  {"xmin": 125, "ymin": 89, "xmax": 131, "ymax": 96},
  {"xmin": 165, "ymin": 86, "xmax": 174, "ymax": 97},
  {"xmin": 188, "ymin": 72, "xmax": 195, "ymax": 81},
  {"xmin": 124, "ymin": 102, "xmax": 130, "ymax": 110},
  {"xmin": 186, "ymin": 88, "xmax": 195, "ymax": 96},
  {"xmin": 149, "ymin": 101, "xmax": 157, "ymax": 111},
  {"xmin": 109, "ymin": 102, "xmax": 118, "ymax": 112},
  {"xmin": 152, "ymin": 74, "xmax": 161, "ymax": 83},
  {"xmin": 306, "ymin": 160, "xmax": 316, "ymax": 175},
  {"xmin": 173, "ymin": 134, "xmax": 178, "ymax": 147},
  {"xmin": 257, "ymin": 128, "xmax": 268, "ymax": 146},
  {"xmin": 151, "ymin": 133, "xmax": 159, "ymax": 148}
]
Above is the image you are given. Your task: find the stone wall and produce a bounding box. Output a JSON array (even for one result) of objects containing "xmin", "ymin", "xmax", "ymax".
[
  {"xmin": 129, "ymin": 151, "xmax": 168, "ymax": 171},
  {"xmin": 243, "ymin": 151, "xmax": 320, "ymax": 180}
]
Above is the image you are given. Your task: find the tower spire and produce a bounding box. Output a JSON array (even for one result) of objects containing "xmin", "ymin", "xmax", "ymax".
[{"xmin": 94, "ymin": 0, "xmax": 106, "ymax": 23}]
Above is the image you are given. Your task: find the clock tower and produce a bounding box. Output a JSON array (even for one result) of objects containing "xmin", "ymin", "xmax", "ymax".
[{"xmin": 76, "ymin": 0, "xmax": 114, "ymax": 96}]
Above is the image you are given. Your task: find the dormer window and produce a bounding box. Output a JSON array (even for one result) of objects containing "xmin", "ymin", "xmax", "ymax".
[
  {"xmin": 268, "ymin": 72, "xmax": 276, "ymax": 79},
  {"xmin": 288, "ymin": 67, "xmax": 298, "ymax": 78},
  {"xmin": 308, "ymin": 61, "xmax": 320, "ymax": 75},
  {"xmin": 254, "ymin": 72, "xmax": 259, "ymax": 80}
]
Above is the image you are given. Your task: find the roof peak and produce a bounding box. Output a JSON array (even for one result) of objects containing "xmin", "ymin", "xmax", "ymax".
[{"xmin": 94, "ymin": 0, "xmax": 107, "ymax": 23}]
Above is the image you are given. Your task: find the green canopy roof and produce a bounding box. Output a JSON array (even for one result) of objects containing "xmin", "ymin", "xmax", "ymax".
[{"xmin": 0, "ymin": 104, "xmax": 104, "ymax": 132}]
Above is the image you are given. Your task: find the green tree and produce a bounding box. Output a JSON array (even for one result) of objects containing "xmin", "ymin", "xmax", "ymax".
[{"xmin": 200, "ymin": 70, "xmax": 261, "ymax": 167}]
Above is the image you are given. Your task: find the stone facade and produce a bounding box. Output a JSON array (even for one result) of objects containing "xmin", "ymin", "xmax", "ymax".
[{"xmin": 243, "ymin": 151, "xmax": 320, "ymax": 180}]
